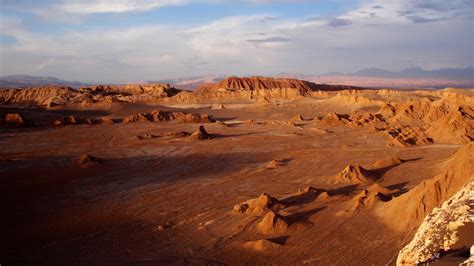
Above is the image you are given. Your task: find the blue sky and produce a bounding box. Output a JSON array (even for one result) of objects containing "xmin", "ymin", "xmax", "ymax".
[{"xmin": 0, "ymin": 0, "xmax": 473, "ymax": 82}]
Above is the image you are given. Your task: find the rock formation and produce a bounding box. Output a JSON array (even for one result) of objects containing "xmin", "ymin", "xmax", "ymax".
[
  {"xmin": 0, "ymin": 83, "xmax": 182, "ymax": 108},
  {"xmin": 311, "ymin": 93, "xmax": 473, "ymax": 146},
  {"xmin": 53, "ymin": 116, "xmax": 93, "ymax": 126},
  {"xmin": 2, "ymin": 113, "xmax": 26, "ymax": 127},
  {"xmin": 377, "ymin": 143, "xmax": 474, "ymax": 230},
  {"xmin": 193, "ymin": 76, "xmax": 362, "ymax": 101},
  {"xmin": 397, "ymin": 181, "xmax": 474, "ymax": 265},
  {"xmin": 0, "ymin": 86, "xmax": 80, "ymax": 107},
  {"xmin": 384, "ymin": 98, "xmax": 473, "ymax": 145},
  {"xmin": 233, "ymin": 193, "xmax": 284, "ymax": 215},
  {"xmin": 189, "ymin": 125, "xmax": 213, "ymax": 140},
  {"xmin": 123, "ymin": 110, "xmax": 213, "ymax": 124},
  {"xmin": 348, "ymin": 189, "xmax": 390, "ymax": 213},
  {"xmin": 317, "ymin": 112, "xmax": 352, "ymax": 126},
  {"xmin": 81, "ymin": 83, "xmax": 181, "ymax": 102},
  {"xmin": 331, "ymin": 164, "xmax": 376, "ymax": 184},
  {"xmin": 256, "ymin": 211, "xmax": 290, "ymax": 235},
  {"xmin": 383, "ymin": 126, "xmax": 433, "ymax": 147}
]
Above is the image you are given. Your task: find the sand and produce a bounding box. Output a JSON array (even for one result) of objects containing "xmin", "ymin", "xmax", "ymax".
[{"xmin": 0, "ymin": 81, "xmax": 472, "ymax": 265}]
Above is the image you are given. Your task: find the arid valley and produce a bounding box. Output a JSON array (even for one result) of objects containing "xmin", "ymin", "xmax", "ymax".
[
  {"xmin": 1, "ymin": 77, "xmax": 473, "ymax": 265},
  {"xmin": 1, "ymin": 0, "xmax": 474, "ymax": 264}
]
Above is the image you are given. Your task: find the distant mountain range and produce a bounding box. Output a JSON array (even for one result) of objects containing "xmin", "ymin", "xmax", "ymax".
[
  {"xmin": 0, "ymin": 74, "xmax": 87, "ymax": 88},
  {"xmin": 1, "ymin": 66, "xmax": 472, "ymax": 89},
  {"xmin": 323, "ymin": 66, "xmax": 473, "ymax": 79},
  {"xmin": 152, "ymin": 75, "xmax": 226, "ymax": 91}
]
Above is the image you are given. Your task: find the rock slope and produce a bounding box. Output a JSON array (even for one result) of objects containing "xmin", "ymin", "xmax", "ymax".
[{"xmin": 377, "ymin": 143, "xmax": 474, "ymax": 230}]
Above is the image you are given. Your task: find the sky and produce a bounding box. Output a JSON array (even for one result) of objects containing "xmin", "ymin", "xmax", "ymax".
[{"xmin": 0, "ymin": 0, "xmax": 473, "ymax": 83}]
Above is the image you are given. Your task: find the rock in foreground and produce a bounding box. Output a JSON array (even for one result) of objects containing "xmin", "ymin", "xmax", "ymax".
[{"xmin": 397, "ymin": 181, "xmax": 474, "ymax": 265}]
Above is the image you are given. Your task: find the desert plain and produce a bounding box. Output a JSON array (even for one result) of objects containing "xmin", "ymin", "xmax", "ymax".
[{"xmin": 0, "ymin": 77, "xmax": 473, "ymax": 265}]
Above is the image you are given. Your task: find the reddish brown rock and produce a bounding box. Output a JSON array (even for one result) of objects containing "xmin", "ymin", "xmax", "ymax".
[{"xmin": 3, "ymin": 113, "xmax": 25, "ymax": 127}]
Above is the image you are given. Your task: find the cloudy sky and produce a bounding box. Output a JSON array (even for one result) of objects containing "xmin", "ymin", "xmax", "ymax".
[{"xmin": 0, "ymin": 0, "xmax": 472, "ymax": 83}]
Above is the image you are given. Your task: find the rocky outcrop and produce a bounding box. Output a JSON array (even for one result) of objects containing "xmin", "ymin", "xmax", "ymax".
[
  {"xmin": 189, "ymin": 125, "xmax": 213, "ymax": 140},
  {"xmin": 313, "ymin": 94, "xmax": 473, "ymax": 146},
  {"xmin": 53, "ymin": 116, "xmax": 94, "ymax": 126},
  {"xmin": 2, "ymin": 113, "xmax": 26, "ymax": 127},
  {"xmin": 123, "ymin": 110, "xmax": 213, "ymax": 124},
  {"xmin": 396, "ymin": 181, "xmax": 474, "ymax": 265},
  {"xmin": 193, "ymin": 76, "xmax": 363, "ymax": 101},
  {"xmin": 384, "ymin": 98, "xmax": 473, "ymax": 145},
  {"xmin": 331, "ymin": 164, "xmax": 376, "ymax": 184},
  {"xmin": 425, "ymin": 104, "xmax": 473, "ymax": 144},
  {"xmin": 197, "ymin": 76, "xmax": 320, "ymax": 93},
  {"xmin": 233, "ymin": 193, "xmax": 284, "ymax": 215},
  {"xmin": 0, "ymin": 84, "xmax": 182, "ymax": 108},
  {"xmin": 81, "ymin": 83, "xmax": 181, "ymax": 101},
  {"xmin": 316, "ymin": 112, "xmax": 352, "ymax": 126},
  {"xmin": 0, "ymin": 86, "xmax": 80, "ymax": 107},
  {"xmin": 383, "ymin": 126, "xmax": 433, "ymax": 147}
]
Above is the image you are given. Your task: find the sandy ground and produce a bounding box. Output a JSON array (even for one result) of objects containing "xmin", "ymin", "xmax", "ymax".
[{"xmin": 0, "ymin": 100, "xmax": 463, "ymax": 265}]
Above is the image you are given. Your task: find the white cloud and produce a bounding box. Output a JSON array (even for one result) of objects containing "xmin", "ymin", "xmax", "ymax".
[
  {"xmin": 0, "ymin": 0, "xmax": 472, "ymax": 82},
  {"xmin": 54, "ymin": 0, "xmax": 307, "ymax": 14},
  {"xmin": 57, "ymin": 0, "xmax": 188, "ymax": 14}
]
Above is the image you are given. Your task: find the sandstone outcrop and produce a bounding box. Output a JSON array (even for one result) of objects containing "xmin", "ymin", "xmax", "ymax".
[
  {"xmin": 0, "ymin": 84, "xmax": 182, "ymax": 108},
  {"xmin": 233, "ymin": 193, "xmax": 284, "ymax": 215},
  {"xmin": 192, "ymin": 76, "xmax": 363, "ymax": 101},
  {"xmin": 383, "ymin": 126, "xmax": 433, "ymax": 147},
  {"xmin": 331, "ymin": 164, "xmax": 376, "ymax": 184},
  {"xmin": 53, "ymin": 116, "xmax": 93, "ymax": 126},
  {"xmin": 82, "ymin": 83, "xmax": 180, "ymax": 102},
  {"xmin": 397, "ymin": 181, "xmax": 474, "ymax": 265},
  {"xmin": 2, "ymin": 113, "xmax": 26, "ymax": 127},
  {"xmin": 123, "ymin": 110, "xmax": 213, "ymax": 124},
  {"xmin": 189, "ymin": 125, "xmax": 213, "ymax": 140},
  {"xmin": 0, "ymin": 86, "xmax": 80, "ymax": 107}
]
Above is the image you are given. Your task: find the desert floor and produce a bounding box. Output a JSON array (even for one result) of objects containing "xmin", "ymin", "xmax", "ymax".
[{"xmin": 0, "ymin": 100, "xmax": 464, "ymax": 265}]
